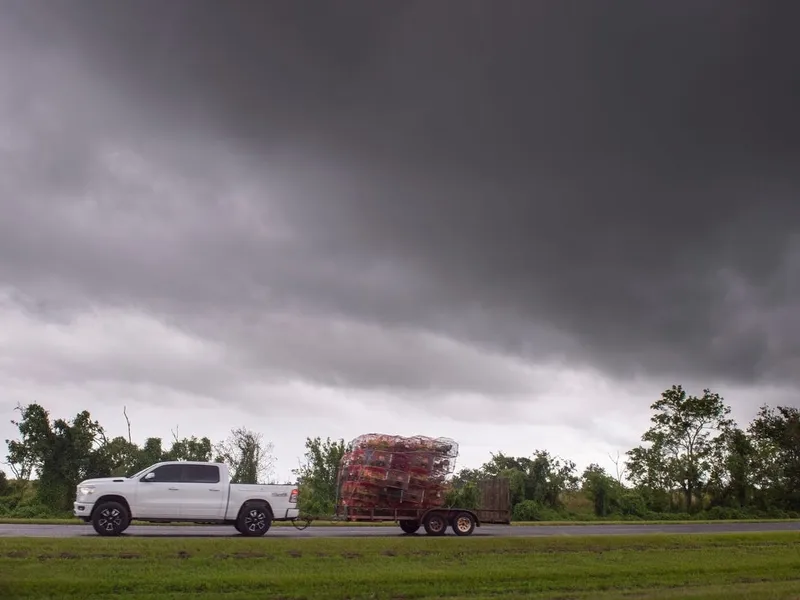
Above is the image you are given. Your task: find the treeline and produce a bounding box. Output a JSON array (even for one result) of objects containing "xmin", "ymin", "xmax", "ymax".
[
  {"xmin": 1, "ymin": 404, "xmax": 276, "ymax": 517},
  {"xmin": 442, "ymin": 385, "xmax": 800, "ymax": 521},
  {"xmin": 2, "ymin": 384, "xmax": 799, "ymax": 521}
]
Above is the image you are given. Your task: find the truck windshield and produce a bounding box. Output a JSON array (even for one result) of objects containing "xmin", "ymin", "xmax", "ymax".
[{"xmin": 127, "ymin": 467, "xmax": 149, "ymax": 479}]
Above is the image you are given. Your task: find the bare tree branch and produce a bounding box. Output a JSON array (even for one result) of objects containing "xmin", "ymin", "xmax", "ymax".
[
  {"xmin": 608, "ymin": 450, "xmax": 627, "ymax": 484},
  {"xmin": 123, "ymin": 406, "xmax": 132, "ymax": 444}
]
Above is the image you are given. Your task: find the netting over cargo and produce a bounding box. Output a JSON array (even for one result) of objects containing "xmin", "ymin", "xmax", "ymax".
[{"xmin": 337, "ymin": 434, "xmax": 459, "ymax": 515}]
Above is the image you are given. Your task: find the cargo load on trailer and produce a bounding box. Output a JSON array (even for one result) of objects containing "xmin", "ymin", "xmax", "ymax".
[
  {"xmin": 338, "ymin": 433, "xmax": 458, "ymax": 514},
  {"xmin": 335, "ymin": 433, "xmax": 511, "ymax": 536}
]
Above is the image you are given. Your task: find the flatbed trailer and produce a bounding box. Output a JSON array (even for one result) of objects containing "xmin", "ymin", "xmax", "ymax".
[{"xmin": 334, "ymin": 478, "xmax": 511, "ymax": 536}]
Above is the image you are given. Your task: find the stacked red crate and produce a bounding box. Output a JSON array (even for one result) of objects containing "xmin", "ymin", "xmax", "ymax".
[{"xmin": 337, "ymin": 434, "xmax": 459, "ymax": 515}]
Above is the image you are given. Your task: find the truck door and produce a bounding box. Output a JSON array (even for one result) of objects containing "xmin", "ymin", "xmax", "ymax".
[
  {"xmin": 135, "ymin": 464, "xmax": 183, "ymax": 519},
  {"xmin": 179, "ymin": 464, "xmax": 227, "ymax": 520}
]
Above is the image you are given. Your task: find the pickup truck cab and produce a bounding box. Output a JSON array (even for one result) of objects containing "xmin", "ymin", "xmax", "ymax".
[{"xmin": 74, "ymin": 461, "xmax": 299, "ymax": 536}]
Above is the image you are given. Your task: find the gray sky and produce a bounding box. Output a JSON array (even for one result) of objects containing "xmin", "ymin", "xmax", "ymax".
[{"xmin": 1, "ymin": 1, "xmax": 798, "ymax": 481}]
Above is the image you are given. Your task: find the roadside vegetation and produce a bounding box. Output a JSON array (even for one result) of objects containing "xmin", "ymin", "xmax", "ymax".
[
  {"xmin": 1, "ymin": 533, "xmax": 799, "ymax": 599},
  {"xmin": 2, "ymin": 383, "xmax": 799, "ymax": 523}
]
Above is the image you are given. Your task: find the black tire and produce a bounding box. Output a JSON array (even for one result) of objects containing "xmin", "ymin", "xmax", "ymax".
[
  {"xmin": 399, "ymin": 520, "xmax": 420, "ymax": 534},
  {"xmin": 237, "ymin": 502, "xmax": 273, "ymax": 536},
  {"xmin": 423, "ymin": 512, "xmax": 448, "ymax": 536},
  {"xmin": 92, "ymin": 501, "xmax": 130, "ymax": 536},
  {"xmin": 451, "ymin": 512, "xmax": 476, "ymax": 536}
]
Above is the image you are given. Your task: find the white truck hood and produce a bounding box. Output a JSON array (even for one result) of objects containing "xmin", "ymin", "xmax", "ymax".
[{"xmin": 78, "ymin": 477, "xmax": 132, "ymax": 486}]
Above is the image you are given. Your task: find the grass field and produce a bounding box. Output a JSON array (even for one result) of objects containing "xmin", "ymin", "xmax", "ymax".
[
  {"xmin": 2, "ymin": 516, "xmax": 797, "ymax": 527},
  {"xmin": 1, "ymin": 532, "xmax": 799, "ymax": 599}
]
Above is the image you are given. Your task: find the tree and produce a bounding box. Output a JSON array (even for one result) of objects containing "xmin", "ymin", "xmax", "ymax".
[
  {"xmin": 5, "ymin": 403, "xmax": 106, "ymax": 511},
  {"xmin": 135, "ymin": 437, "xmax": 166, "ymax": 471},
  {"xmin": 749, "ymin": 404, "xmax": 800, "ymax": 511},
  {"xmin": 5, "ymin": 403, "xmax": 50, "ymax": 485},
  {"xmin": 213, "ymin": 427, "xmax": 275, "ymax": 484},
  {"xmin": 627, "ymin": 385, "xmax": 734, "ymax": 512},
  {"xmin": 582, "ymin": 463, "xmax": 622, "ymax": 517},
  {"xmin": 625, "ymin": 437, "xmax": 673, "ymax": 512},
  {"xmin": 0, "ymin": 470, "xmax": 10, "ymax": 497},
  {"xmin": 292, "ymin": 437, "xmax": 346, "ymax": 518},
  {"xmin": 706, "ymin": 427, "xmax": 756, "ymax": 509},
  {"xmin": 164, "ymin": 428, "xmax": 213, "ymax": 462},
  {"xmin": 481, "ymin": 450, "xmax": 578, "ymax": 510},
  {"xmin": 608, "ymin": 450, "xmax": 628, "ymax": 484}
]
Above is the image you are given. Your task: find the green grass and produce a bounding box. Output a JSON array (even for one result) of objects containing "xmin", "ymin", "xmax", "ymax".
[
  {"xmin": 1, "ymin": 533, "xmax": 799, "ymax": 599},
  {"xmin": 1, "ymin": 516, "xmax": 797, "ymax": 526}
]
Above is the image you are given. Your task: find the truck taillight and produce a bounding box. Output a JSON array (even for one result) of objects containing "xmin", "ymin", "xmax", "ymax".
[{"xmin": 290, "ymin": 489, "xmax": 298, "ymax": 503}]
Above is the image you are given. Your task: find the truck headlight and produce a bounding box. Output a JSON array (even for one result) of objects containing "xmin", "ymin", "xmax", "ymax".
[{"xmin": 78, "ymin": 486, "xmax": 95, "ymax": 496}]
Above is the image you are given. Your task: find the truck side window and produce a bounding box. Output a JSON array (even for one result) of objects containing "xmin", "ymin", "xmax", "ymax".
[
  {"xmin": 182, "ymin": 464, "xmax": 221, "ymax": 484},
  {"xmin": 146, "ymin": 464, "xmax": 183, "ymax": 482}
]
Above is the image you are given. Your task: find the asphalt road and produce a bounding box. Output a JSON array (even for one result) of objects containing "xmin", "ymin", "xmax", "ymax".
[{"xmin": 0, "ymin": 521, "xmax": 797, "ymax": 538}]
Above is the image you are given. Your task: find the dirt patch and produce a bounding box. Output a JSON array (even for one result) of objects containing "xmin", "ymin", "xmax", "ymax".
[
  {"xmin": 5, "ymin": 551, "xmax": 28, "ymax": 559},
  {"xmin": 119, "ymin": 553, "xmax": 140, "ymax": 560},
  {"xmin": 287, "ymin": 550, "xmax": 303, "ymax": 558},
  {"xmin": 381, "ymin": 549, "xmax": 397, "ymax": 557},
  {"xmin": 341, "ymin": 552, "xmax": 361, "ymax": 559},
  {"xmin": 232, "ymin": 551, "xmax": 268, "ymax": 559},
  {"xmin": 59, "ymin": 552, "xmax": 79, "ymax": 559}
]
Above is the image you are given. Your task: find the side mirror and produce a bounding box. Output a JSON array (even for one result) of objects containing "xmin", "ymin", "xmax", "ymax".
[{"xmin": 142, "ymin": 472, "xmax": 156, "ymax": 482}]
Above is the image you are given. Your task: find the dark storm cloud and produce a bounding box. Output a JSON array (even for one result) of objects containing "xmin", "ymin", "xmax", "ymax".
[{"xmin": 3, "ymin": 1, "xmax": 800, "ymax": 387}]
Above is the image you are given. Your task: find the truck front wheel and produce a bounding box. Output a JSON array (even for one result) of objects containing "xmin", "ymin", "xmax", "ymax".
[
  {"xmin": 237, "ymin": 502, "xmax": 273, "ymax": 536},
  {"xmin": 92, "ymin": 501, "xmax": 130, "ymax": 536}
]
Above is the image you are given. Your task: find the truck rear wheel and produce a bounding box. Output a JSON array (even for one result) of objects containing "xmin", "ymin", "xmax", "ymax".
[
  {"xmin": 92, "ymin": 501, "xmax": 130, "ymax": 536},
  {"xmin": 399, "ymin": 520, "xmax": 420, "ymax": 534},
  {"xmin": 237, "ymin": 502, "xmax": 272, "ymax": 536},
  {"xmin": 423, "ymin": 512, "xmax": 447, "ymax": 536},
  {"xmin": 451, "ymin": 512, "xmax": 476, "ymax": 536}
]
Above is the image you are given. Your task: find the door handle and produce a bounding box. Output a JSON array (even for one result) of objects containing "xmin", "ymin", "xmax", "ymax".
[
  {"xmin": 209, "ymin": 488, "xmax": 220, "ymax": 492},
  {"xmin": 168, "ymin": 487, "xmax": 179, "ymax": 491}
]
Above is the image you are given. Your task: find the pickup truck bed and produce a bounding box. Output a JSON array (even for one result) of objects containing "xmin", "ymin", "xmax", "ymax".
[{"xmin": 74, "ymin": 461, "xmax": 299, "ymax": 536}]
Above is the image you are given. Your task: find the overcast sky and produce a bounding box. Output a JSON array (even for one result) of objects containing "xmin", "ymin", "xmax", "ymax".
[{"xmin": 1, "ymin": 1, "xmax": 798, "ymax": 483}]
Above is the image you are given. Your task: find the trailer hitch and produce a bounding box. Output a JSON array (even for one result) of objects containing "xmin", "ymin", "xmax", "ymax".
[{"xmin": 290, "ymin": 517, "xmax": 313, "ymax": 531}]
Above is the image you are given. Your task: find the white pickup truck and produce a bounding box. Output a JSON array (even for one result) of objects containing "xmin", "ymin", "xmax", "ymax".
[{"xmin": 73, "ymin": 461, "xmax": 299, "ymax": 536}]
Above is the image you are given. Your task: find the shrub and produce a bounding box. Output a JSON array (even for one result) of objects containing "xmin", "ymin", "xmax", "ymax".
[
  {"xmin": 0, "ymin": 497, "xmax": 18, "ymax": 516},
  {"xmin": 446, "ymin": 482, "xmax": 480, "ymax": 510},
  {"xmin": 512, "ymin": 500, "xmax": 565, "ymax": 522},
  {"xmin": 617, "ymin": 491, "xmax": 648, "ymax": 518}
]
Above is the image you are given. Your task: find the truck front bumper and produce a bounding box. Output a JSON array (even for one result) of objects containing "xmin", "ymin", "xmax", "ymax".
[{"xmin": 73, "ymin": 500, "xmax": 95, "ymax": 520}]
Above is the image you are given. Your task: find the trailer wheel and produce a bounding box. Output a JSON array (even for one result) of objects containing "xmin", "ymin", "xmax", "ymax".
[
  {"xmin": 423, "ymin": 512, "xmax": 447, "ymax": 536},
  {"xmin": 451, "ymin": 512, "xmax": 476, "ymax": 536},
  {"xmin": 399, "ymin": 520, "xmax": 420, "ymax": 534}
]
